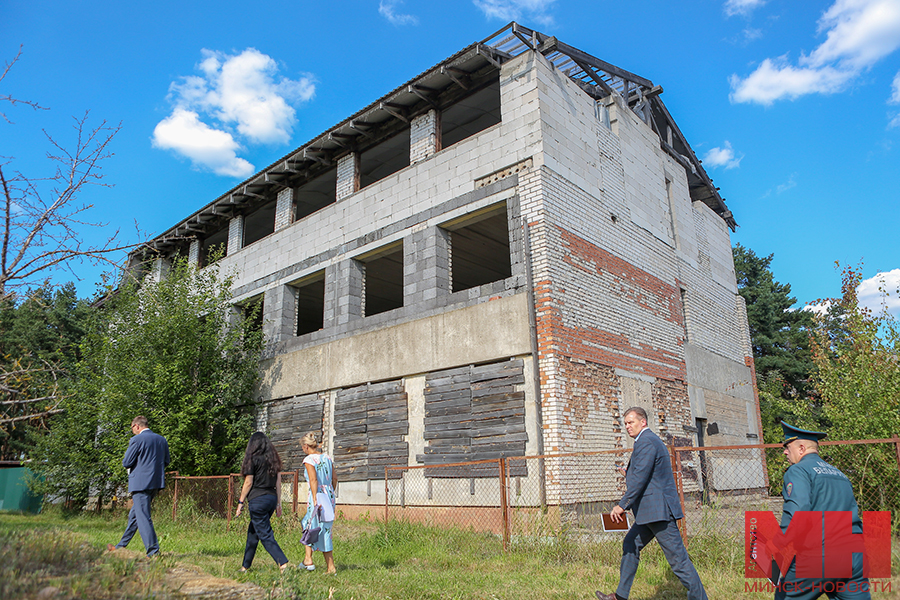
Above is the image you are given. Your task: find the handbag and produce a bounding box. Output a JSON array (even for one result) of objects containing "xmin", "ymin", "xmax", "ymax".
[{"xmin": 301, "ymin": 505, "xmax": 321, "ymax": 545}]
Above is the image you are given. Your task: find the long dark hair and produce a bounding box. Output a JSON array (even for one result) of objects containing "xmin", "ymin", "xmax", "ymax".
[{"xmin": 241, "ymin": 432, "xmax": 282, "ymax": 478}]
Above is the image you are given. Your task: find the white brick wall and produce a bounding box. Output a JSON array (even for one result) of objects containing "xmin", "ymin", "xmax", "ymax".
[
  {"xmin": 227, "ymin": 215, "xmax": 244, "ymax": 256},
  {"xmin": 275, "ymin": 187, "xmax": 293, "ymax": 231},
  {"xmin": 410, "ymin": 110, "xmax": 438, "ymax": 164},
  {"xmin": 336, "ymin": 153, "xmax": 358, "ymax": 201}
]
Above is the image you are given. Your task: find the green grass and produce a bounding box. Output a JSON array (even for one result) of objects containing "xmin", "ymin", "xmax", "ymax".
[{"xmin": 2, "ymin": 506, "xmax": 899, "ymax": 599}]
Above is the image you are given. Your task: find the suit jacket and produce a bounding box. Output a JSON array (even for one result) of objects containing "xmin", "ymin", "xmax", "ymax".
[
  {"xmin": 619, "ymin": 428, "xmax": 683, "ymax": 525},
  {"xmin": 123, "ymin": 429, "xmax": 170, "ymax": 493}
]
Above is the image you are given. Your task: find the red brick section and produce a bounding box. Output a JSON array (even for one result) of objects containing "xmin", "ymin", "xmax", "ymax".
[
  {"xmin": 558, "ymin": 226, "xmax": 682, "ymax": 326},
  {"xmin": 556, "ymin": 357, "xmax": 622, "ymax": 451},
  {"xmin": 534, "ymin": 227, "xmax": 687, "ymax": 382}
]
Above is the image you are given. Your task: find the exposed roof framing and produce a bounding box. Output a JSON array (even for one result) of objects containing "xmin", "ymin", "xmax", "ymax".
[{"xmin": 143, "ymin": 21, "xmax": 734, "ymax": 257}]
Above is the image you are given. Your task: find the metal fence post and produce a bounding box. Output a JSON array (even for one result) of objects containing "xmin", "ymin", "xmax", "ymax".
[
  {"xmin": 227, "ymin": 474, "xmax": 234, "ymax": 530},
  {"xmin": 893, "ymin": 435, "xmax": 900, "ymax": 480},
  {"xmin": 667, "ymin": 442, "xmax": 685, "ymax": 541},
  {"xmin": 499, "ymin": 458, "xmax": 509, "ymax": 551},
  {"xmin": 674, "ymin": 448, "xmax": 687, "ymax": 542},
  {"xmin": 293, "ymin": 469, "xmax": 300, "ymax": 515},
  {"xmin": 172, "ymin": 476, "xmax": 179, "ymax": 521},
  {"xmin": 384, "ymin": 467, "xmax": 389, "ymax": 525}
]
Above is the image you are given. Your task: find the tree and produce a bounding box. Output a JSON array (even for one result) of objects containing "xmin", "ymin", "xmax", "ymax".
[
  {"xmin": 733, "ymin": 244, "xmax": 815, "ymax": 394},
  {"xmin": 733, "ymin": 244, "xmax": 818, "ymax": 446},
  {"xmin": 30, "ymin": 258, "xmax": 263, "ymax": 506},
  {"xmin": 806, "ymin": 263, "xmax": 900, "ymax": 512},
  {"xmin": 0, "ymin": 283, "xmax": 92, "ymax": 460},
  {"xmin": 1, "ymin": 46, "xmax": 138, "ymax": 299},
  {"xmin": 808, "ymin": 263, "xmax": 900, "ymax": 441}
]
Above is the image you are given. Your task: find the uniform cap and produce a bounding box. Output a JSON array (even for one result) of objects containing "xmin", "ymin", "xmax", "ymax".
[{"xmin": 781, "ymin": 421, "xmax": 827, "ymax": 446}]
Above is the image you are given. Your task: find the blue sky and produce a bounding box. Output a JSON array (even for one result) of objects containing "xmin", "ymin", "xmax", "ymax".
[{"xmin": 3, "ymin": 0, "xmax": 899, "ymax": 316}]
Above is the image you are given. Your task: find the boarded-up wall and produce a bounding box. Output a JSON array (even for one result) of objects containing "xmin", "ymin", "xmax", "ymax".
[
  {"xmin": 419, "ymin": 358, "xmax": 527, "ymax": 477},
  {"xmin": 266, "ymin": 393, "xmax": 326, "ymax": 470},
  {"xmin": 333, "ymin": 380, "xmax": 409, "ymax": 481}
]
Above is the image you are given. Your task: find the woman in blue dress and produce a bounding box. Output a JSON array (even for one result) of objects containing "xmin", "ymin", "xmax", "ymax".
[{"xmin": 299, "ymin": 431, "xmax": 336, "ymax": 573}]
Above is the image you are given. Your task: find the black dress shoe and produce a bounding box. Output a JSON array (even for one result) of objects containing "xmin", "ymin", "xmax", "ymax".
[{"xmin": 595, "ymin": 592, "xmax": 618, "ymax": 600}]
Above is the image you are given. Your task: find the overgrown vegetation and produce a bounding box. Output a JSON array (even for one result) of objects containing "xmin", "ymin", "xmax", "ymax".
[
  {"xmin": 0, "ymin": 508, "xmax": 818, "ymax": 600},
  {"xmin": 28, "ymin": 257, "xmax": 263, "ymax": 508}
]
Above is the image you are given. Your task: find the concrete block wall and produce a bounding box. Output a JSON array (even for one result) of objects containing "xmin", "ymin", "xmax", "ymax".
[
  {"xmin": 403, "ymin": 226, "xmax": 450, "ymax": 305},
  {"xmin": 324, "ymin": 259, "xmax": 364, "ymax": 327},
  {"xmin": 263, "ymin": 284, "xmax": 297, "ymax": 346}
]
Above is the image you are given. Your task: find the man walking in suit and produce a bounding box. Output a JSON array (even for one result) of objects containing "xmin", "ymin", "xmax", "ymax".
[
  {"xmin": 111, "ymin": 416, "xmax": 170, "ymax": 556},
  {"xmin": 596, "ymin": 407, "xmax": 707, "ymax": 600}
]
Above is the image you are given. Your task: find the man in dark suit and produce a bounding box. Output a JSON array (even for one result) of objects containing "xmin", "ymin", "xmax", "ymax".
[
  {"xmin": 596, "ymin": 407, "xmax": 707, "ymax": 600},
  {"xmin": 111, "ymin": 416, "xmax": 170, "ymax": 556}
]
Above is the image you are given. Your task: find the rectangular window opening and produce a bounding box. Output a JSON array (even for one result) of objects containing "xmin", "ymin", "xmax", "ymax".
[
  {"xmin": 441, "ymin": 81, "xmax": 501, "ymax": 149},
  {"xmin": 359, "ymin": 129, "xmax": 410, "ymax": 190},
  {"xmin": 201, "ymin": 227, "xmax": 228, "ymax": 267},
  {"xmin": 442, "ymin": 203, "xmax": 511, "ymax": 293},
  {"xmin": 243, "ymin": 200, "xmax": 277, "ymax": 247},
  {"xmin": 241, "ymin": 296, "xmax": 264, "ymax": 335},
  {"xmin": 293, "ymin": 271, "xmax": 326, "ymax": 336},
  {"xmin": 358, "ymin": 242, "xmax": 404, "ymax": 317},
  {"xmin": 295, "ymin": 168, "xmax": 337, "ymax": 222}
]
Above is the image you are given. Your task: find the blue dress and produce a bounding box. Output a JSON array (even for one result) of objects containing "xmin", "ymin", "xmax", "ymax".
[{"xmin": 301, "ymin": 453, "xmax": 335, "ymax": 552}]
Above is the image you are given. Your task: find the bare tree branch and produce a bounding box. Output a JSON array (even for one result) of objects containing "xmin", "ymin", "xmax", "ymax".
[
  {"xmin": 0, "ymin": 409, "xmax": 64, "ymax": 425},
  {"xmin": 1, "ymin": 47, "xmax": 146, "ymax": 298},
  {"xmin": 1, "ymin": 45, "xmax": 48, "ymax": 123}
]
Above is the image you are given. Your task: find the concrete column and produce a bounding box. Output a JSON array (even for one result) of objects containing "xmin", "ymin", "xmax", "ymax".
[
  {"xmin": 188, "ymin": 240, "xmax": 201, "ymax": 267},
  {"xmin": 410, "ymin": 109, "xmax": 439, "ymax": 164},
  {"xmin": 335, "ymin": 153, "xmax": 359, "ymax": 201},
  {"xmin": 227, "ymin": 215, "xmax": 244, "ymax": 256},
  {"xmin": 263, "ymin": 284, "xmax": 298, "ymax": 345},
  {"xmin": 274, "ymin": 188, "xmax": 294, "ymax": 231},
  {"xmin": 403, "ymin": 226, "xmax": 450, "ymax": 305},
  {"xmin": 323, "ymin": 259, "xmax": 364, "ymax": 327}
]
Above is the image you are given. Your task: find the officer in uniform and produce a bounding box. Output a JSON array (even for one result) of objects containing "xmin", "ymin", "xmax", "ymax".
[{"xmin": 776, "ymin": 421, "xmax": 870, "ymax": 600}]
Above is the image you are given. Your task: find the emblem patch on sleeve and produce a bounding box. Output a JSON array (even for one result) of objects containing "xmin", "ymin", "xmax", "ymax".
[{"xmin": 786, "ymin": 482, "xmax": 793, "ymax": 496}]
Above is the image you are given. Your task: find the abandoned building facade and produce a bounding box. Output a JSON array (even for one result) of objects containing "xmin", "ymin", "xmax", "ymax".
[{"xmin": 138, "ymin": 24, "xmax": 763, "ymax": 509}]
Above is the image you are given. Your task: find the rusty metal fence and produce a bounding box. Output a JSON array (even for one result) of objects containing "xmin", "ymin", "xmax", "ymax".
[
  {"xmin": 157, "ymin": 470, "xmax": 309, "ymax": 528},
  {"xmin": 153, "ymin": 437, "xmax": 900, "ymax": 547},
  {"xmin": 384, "ymin": 437, "xmax": 900, "ymax": 549}
]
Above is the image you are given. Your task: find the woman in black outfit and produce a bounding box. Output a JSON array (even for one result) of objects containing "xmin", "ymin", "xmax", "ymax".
[{"xmin": 235, "ymin": 432, "xmax": 289, "ymax": 573}]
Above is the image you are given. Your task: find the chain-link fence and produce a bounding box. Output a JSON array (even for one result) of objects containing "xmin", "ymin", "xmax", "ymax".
[{"xmin": 383, "ymin": 437, "xmax": 900, "ymax": 550}]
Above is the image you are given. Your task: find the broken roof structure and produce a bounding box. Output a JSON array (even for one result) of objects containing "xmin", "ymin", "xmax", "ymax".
[{"xmin": 140, "ymin": 22, "xmax": 734, "ymax": 260}]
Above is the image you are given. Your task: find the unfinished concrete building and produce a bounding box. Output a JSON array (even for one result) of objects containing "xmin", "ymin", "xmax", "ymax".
[{"xmin": 136, "ymin": 23, "xmax": 763, "ymax": 510}]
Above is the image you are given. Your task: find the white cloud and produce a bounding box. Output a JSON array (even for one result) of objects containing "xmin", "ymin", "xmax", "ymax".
[
  {"xmin": 889, "ymin": 112, "xmax": 900, "ymax": 127},
  {"xmin": 890, "ymin": 70, "xmax": 900, "ymax": 103},
  {"xmin": 725, "ymin": 0, "xmax": 767, "ymax": 18},
  {"xmin": 152, "ymin": 108, "xmax": 254, "ymax": 178},
  {"xmin": 703, "ymin": 141, "xmax": 744, "ymax": 169},
  {"xmin": 153, "ymin": 48, "xmax": 315, "ymax": 177},
  {"xmin": 730, "ymin": 0, "xmax": 900, "ymax": 105},
  {"xmin": 379, "ymin": 0, "xmax": 419, "ymax": 25},
  {"xmin": 776, "ymin": 173, "xmax": 797, "ymax": 194},
  {"xmin": 473, "ymin": 0, "xmax": 557, "ymax": 26},
  {"xmin": 802, "ymin": 301, "xmax": 833, "ymax": 317},
  {"xmin": 857, "ymin": 269, "xmax": 900, "ymax": 316}
]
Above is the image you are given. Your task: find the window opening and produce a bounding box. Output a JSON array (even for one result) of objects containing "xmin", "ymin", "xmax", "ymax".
[
  {"xmin": 201, "ymin": 227, "xmax": 228, "ymax": 267},
  {"xmin": 358, "ymin": 242, "xmax": 404, "ymax": 317},
  {"xmin": 243, "ymin": 200, "xmax": 277, "ymax": 247},
  {"xmin": 442, "ymin": 203, "xmax": 511, "ymax": 293},
  {"xmin": 295, "ymin": 168, "xmax": 337, "ymax": 222},
  {"xmin": 441, "ymin": 81, "xmax": 501, "ymax": 148},
  {"xmin": 359, "ymin": 129, "xmax": 410, "ymax": 189},
  {"xmin": 293, "ymin": 271, "xmax": 326, "ymax": 336},
  {"xmin": 241, "ymin": 296, "xmax": 264, "ymax": 336}
]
